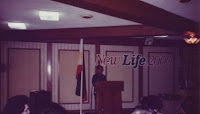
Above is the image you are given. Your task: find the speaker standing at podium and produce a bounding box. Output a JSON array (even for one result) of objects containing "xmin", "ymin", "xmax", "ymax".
[{"xmin": 92, "ymin": 65, "xmax": 107, "ymax": 96}]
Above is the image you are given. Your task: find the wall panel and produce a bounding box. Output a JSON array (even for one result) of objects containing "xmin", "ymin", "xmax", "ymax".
[
  {"xmin": 52, "ymin": 43, "xmax": 95, "ymax": 110},
  {"xmin": 8, "ymin": 49, "xmax": 40, "ymax": 97},
  {"xmin": 0, "ymin": 41, "xmax": 47, "ymax": 110},
  {"xmin": 59, "ymin": 50, "xmax": 89, "ymax": 104},
  {"xmin": 101, "ymin": 45, "xmax": 139, "ymax": 108},
  {"xmin": 106, "ymin": 51, "xmax": 133, "ymax": 102},
  {"xmin": 143, "ymin": 47, "xmax": 179, "ymax": 96}
]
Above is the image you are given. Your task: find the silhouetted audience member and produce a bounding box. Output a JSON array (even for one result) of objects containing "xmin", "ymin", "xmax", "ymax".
[
  {"xmin": 3, "ymin": 95, "xmax": 30, "ymax": 114},
  {"xmin": 140, "ymin": 95, "xmax": 163, "ymax": 113},
  {"xmin": 40, "ymin": 102, "xmax": 69, "ymax": 114},
  {"xmin": 159, "ymin": 94, "xmax": 185, "ymax": 114},
  {"xmin": 131, "ymin": 106, "xmax": 153, "ymax": 114}
]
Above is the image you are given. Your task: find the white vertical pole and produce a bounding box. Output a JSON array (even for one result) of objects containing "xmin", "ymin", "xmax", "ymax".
[
  {"xmin": 80, "ymin": 70, "xmax": 83, "ymax": 114},
  {"xmin": 80, "ymin": 39, "xmax": 83, "ymax": 114}
]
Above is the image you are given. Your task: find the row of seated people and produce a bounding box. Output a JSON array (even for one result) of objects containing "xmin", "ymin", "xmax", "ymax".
[
  {"xmin": 2, "ymin": 95, "xmax": 162, "ymax": 114},
  {"xmin": 131, "ymin": 92, "xmax": 192, "ymax": 114},
  {"xmin": 2, "ymin": 92, "xmax": 191, "ymax": 114},
  {"xmin": 2, "ymin": 95, "xmax": 69, "ymax": 114}
]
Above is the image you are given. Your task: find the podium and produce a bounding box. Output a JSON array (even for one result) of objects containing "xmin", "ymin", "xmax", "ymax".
[{"xmin": 95, "ymin": 81, "xmax": 124, "ymax": 114}]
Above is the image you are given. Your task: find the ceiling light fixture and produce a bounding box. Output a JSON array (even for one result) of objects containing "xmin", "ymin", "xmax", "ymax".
[
  {"xmin": 8, "ymin": 22, "xmax": 26, "ymax": 29},
  {"xmin": 183, "ymin": 31, "xmax": 200, "ymax": 44},
  {"xmin": 180, "ymin": 0, "xmax": 192, "ymax": 3},
  {"xmin": 81, "ymin": 14, "xmax": 93, "ymax": 19},
  {"xmin": 39, "ymin": 11, "xmax": 59, "ymax": 21},
  {"xmin": 144, "ymin": 37, "xmax": 154, "ymax": 45}
]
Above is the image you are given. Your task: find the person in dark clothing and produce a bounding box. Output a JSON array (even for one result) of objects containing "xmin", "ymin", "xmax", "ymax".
[
  {"xmin": 131, "ymin": 105, "xmax": 153, "ymax": 114},
  {"xmin": 40, "ymin": 102, "xmax": 69, "ymax": 114},
  {"xmin": 92, "ymin": 65, "xmax": 107, "ymax": 95},
  {"xmin": 3, "ymin": 95, "xmax": 30, "ymax": 114},
  {"xmin": 140, "ymin": 95, "xmax": 163, "ymax": 113}
]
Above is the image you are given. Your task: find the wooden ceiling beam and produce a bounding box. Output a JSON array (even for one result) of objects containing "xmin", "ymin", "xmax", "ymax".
[
  {"xmin": 52, "ymin": 0, "xmax": 198, "ymax": 33},
  {"xmin": 0, "ymin": 25, "xmax": 177, "ymax": 41}
]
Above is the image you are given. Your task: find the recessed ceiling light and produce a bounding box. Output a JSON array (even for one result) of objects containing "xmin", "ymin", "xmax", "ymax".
[
  {"xmin": 39, "ymin": 11, "xmax": 59, "ymax": 21},
  {"xmin": 81, "ymin": 14, "xmax": 93, "ymax": 19},
  {"xmin": 8, "ymin": 22, "xmax": 26, "ymax": 29},
  {"xmin": 180, "ymin": 0, "xmax": 191, "ymax": 3}
]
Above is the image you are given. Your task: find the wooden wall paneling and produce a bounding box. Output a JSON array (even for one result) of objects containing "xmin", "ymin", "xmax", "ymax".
[
  {"xmin": 0, "ymin": 25, "xmax": 177, "ymax": 41},
  {"xmin": 181, "ymin": 46, "xmax": 200, "ymax": 113},
  {"xmin": 0, "ymin": 28, "xmax": 187, "ymax": 48}
]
